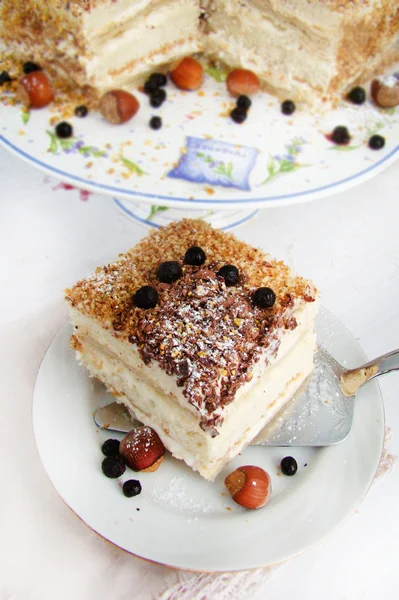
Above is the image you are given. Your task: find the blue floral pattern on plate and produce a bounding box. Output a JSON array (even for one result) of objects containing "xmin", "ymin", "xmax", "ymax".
[
  {"xmin": 168, "ymin": 136, "xmax": 259, "ymax": 191},
  {"xmin": 260, "ymin": 137, "xmax": 309, "ymax": 185}
]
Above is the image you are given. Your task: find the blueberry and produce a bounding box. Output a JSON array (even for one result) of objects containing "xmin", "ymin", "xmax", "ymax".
[
  {"xmin": 368, "ymin": 134, "xmax": 385, "ymax": 150},
  {"xmin": 144, "ymin": 79, "xmax": 159, "ymax": 95},
  {"xmin": 184, "ymin": 246, "xmax": 206, "ymax": 266},
  {"xmin": 253, "ymin": 287, "xmax": 276, "ymax": 308},
  {"xmin": 75, "ymin": 105, "xmax": 88, "ymax": 117},
  {"xmin": 101, "ymin": 439, "xmax": 120, "ymax": 457},
  {"xmin": 55, "ymin": 121, "xmax": 73, "ymax": 139},
  {"xmin": 217, "ymin": 265, "xmax": 239, "ymax": 286},
  {"xmin": 149, "ymin": 116, "xmax": 162, "ymax": 130},
  {"xmin": 281, "ymin": 100, "xmax": 296, "ymax": 115},
  {"xmin": 23, "ymin": 61, "xmax": 42, "ymax": 74},
  {"xmin": 347, "ymin": 86, "xmax": 366, "ymax": 105},
  {"xmin": 157, "ymin": 261, "xmax": 182, "ymax": 283},
  {"xmin": 149, "ymin": 72, "xmax": 167, "ymax": 87},
  {"xmin": 102, "ymin": 455, "xmax": 125, "ymax": 478},
  {"xmin": 0, "ymin": 71, "xmax": 12, "ymax": 85},
  {"xmin": 123, "ymin": 479, "xmax": 142, "ymax": 498},
  {"xmin": 281, "ymin": 456, "xmax": 298, "ymax": 476},
  {"xmin": 236, "ymin": 95, "xmax": 251, "ymax": 110},
  {"xmin": 331, "ymin": 125, "xmax": 350, "ymax": 145},
  {"xmin": 134, "ymin": 286, "xmax": 158, "ymax": 309},
  {"xmin": 150, "ymin": 88, "xmax": 167, "ymax": 108},
  {"xmin": 230, "ymin": 107, "xmax": 247, "ymax": 124}
]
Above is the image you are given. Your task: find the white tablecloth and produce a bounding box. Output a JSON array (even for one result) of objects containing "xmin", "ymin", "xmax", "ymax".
[{"xmin": 0, "ymin": 147, "xmax": 398, "ymax": 600}]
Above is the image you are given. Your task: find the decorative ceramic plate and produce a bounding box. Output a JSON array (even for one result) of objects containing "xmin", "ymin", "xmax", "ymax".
[
  {"xmin": 112, "ymin": 197, "xmax": 260, "ymax": 230},
  {"xmin": 1, "ymin": 73, "xmax": 399, "ymax": 220},
  {"xmin": 32, "ymin": 307, "xmax": 384, "ymax": 571}
]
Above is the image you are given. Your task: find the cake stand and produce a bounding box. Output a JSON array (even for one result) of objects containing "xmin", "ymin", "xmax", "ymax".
[{"xmin": 1, "ymin": 71, "xmax": 398, "ymax": 230}]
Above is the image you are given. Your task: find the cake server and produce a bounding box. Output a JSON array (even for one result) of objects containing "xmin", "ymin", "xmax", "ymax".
[{"xmin": 94, "ymin": 346, "xmax": 399, "ymax": 447}]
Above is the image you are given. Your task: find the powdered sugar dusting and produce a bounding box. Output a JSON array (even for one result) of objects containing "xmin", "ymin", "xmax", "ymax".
[{"xmin": 151, "ymin": 476, "xmax": 213, "ymax": 514}]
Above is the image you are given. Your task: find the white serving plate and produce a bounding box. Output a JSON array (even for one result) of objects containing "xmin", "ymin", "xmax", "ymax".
[{"xmin": 32, "ymin": 307, "xmax": 384, "ymax": 571}]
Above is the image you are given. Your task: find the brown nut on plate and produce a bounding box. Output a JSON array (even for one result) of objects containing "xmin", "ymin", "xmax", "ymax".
[
  {"xmin": 120, "ymin": 426, "xmax": 165, "ymax": 472},
  {"xmin": 225, "ymin": 465, "xmax": 271, "ymax": 509},
  {"xmin": 370, "ymin": 77, "xmax": 399, "ymax": 108},
  {"xmin": 170, "ymin": 57, "xmax": 204, "ymax": 91},
  {"xmin": 17, "ymin": 71, "xmax": 54, "ymax": 109},
  {"xmin": 226, "ymin": 69, "xmax": 260, "ymax": 97},
  {"xmin": 99, "ymin": 89, "xmax": 140, "ymax": 124}
]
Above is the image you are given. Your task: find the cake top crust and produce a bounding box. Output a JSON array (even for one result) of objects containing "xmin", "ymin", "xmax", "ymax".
[{"xmin": 66, "ymin": 219, "xmax": 317, "ymax": 433}]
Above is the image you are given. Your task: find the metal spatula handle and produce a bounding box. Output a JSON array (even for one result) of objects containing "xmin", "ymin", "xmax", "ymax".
[
  {"xmin": 357, "ymin": 348, "xmax": 399, "ymax": 378},
  {"xmin": 341, "ymin": 347, "xmax": 399, "ymax": 396}
]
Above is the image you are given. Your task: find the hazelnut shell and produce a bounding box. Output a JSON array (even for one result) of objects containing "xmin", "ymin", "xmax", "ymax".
[
  {"xmin": 370, "ymin": 78, "xmax": 399, "ymax": 108},
  {"xmin": 170, "ymin": 57, "xmax": 204, "ymax": 91},
  {"xmin": 226, "ymin": 69, "xmax": 260, "ymax": 97},
  {"xmin": 225, "ymin": 465, "xmax": 271, "ymax": 509},
  {"xmin": 17, "ymin": 71, "xmax": 54, "ymax": 109},
  {"xmin": 99, "ymin": 90, "xmax": 140, "ymax": 124},
  {"xmin": 120, "ymin": 426, "xmax": 165, "ymax": 471}
]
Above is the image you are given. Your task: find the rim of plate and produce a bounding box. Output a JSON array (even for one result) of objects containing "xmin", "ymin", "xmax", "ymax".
[
  {"xmin": 1, "ymin": 134, "xmax": 398, "ymax": 209},
  {"xmin": 31, "ymin": 308, "xmax": 385, "ymax": 571}
]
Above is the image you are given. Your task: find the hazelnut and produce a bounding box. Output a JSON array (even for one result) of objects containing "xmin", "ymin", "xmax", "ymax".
[
  {"xmin": 120, "ymin": 426, "xmax": 165, "ymax": 472},
  {"xmin": 225, "ymin": 465, "xmax": 271, "ymax": 509},
  {"xmin": 370, "ymin": 77, "xmax": 399, "ymax": 108},
  {"xmin": 17, "ymin": 71, "xmax": 54, "ymax": 109},
  {"xmin": 99, "ymin": 90, "xmax": 140, "ymax": 124},
  {"xmin": 226, "ymin": 69, "xmax": 260, "ymax": 97},
  {"xmin": 170, "ymin": 57, "xmax": 204, "ymax": 91}
]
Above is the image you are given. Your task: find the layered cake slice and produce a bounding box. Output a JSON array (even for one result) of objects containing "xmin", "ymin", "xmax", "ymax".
[
  {"xmin": 65, "ymin": 220, "xmax": 319, "ymax": 480},
  {"xmin": 1, "ymin": 0, "xmax": 203, "ymax": 93},
  {"xmin": 205, "ymin": 0, "xmax": 399, "ymax": 102}
]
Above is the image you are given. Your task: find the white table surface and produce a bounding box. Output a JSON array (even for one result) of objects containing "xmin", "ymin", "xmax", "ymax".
[{"xmin": 0, "ymin": 146, "xmax": 398, "ymax": 600}]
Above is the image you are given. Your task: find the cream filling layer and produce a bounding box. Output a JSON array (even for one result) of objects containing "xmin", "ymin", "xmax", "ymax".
[
  {"xmin": 75, "ymin": 326, "xmax": 316, "ymax": 480},
  {"xmin": 69, "ymin": 298, "xmax": 318, "ymax": 425},
  {"xmin": 4, "ymin": 0, "xmax": 202, "ymax": 90},
  {"xmin": 81, "ymin": 0, "xmax": 202, "ymax": 89},
  {"xmin": 206, "ymin": 0, "xmax": 397, "ymax": 98},
  {"xmin": 205, "ymin": 0, "xmax": 341, "ymax": 97},
  {"xmin": 69, "ymin": 297, "xmax": 318, "ymax": 480}
]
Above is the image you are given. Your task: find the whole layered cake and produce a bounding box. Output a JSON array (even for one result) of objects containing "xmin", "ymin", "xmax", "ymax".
[
  {"xmin": 65, "ymin": 220, "xmax": 319, "ymax": 480},
  {"xmin": 1, "ymin": 0, "xmax": 398, "ymax": 102}
]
